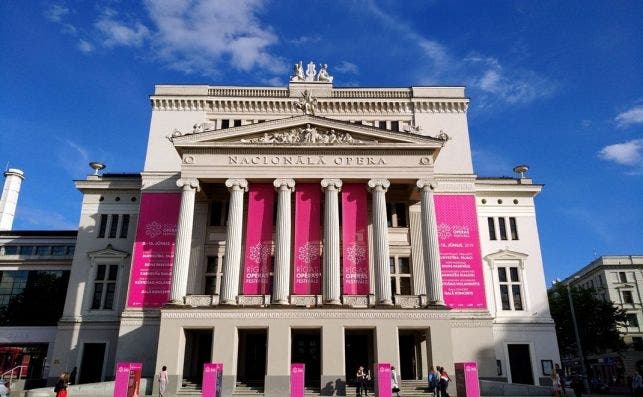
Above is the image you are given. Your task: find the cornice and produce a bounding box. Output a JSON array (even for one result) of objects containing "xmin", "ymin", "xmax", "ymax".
[{"xmin": 75, "ymin": 178, "xmax": 142, "ymax": 191}]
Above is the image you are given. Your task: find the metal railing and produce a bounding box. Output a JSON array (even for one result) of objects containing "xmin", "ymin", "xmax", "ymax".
[{"xmin": 1, "ymin": 365, "xmax": 29, "ymax": 387}]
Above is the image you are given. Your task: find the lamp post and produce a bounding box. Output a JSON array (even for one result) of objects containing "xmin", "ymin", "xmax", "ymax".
[{"xmin": 564, "ymin": 279, "xmax": 590, "ymax": 392}]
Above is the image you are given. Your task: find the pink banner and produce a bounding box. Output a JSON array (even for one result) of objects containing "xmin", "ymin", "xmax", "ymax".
[
  {"xmin": 375, "ymin": 363, "xmax": 392, "ymax": 397},
  {"xmin": 114, "ymin": 362, "xmax": 142, "ymax": 397},
  {"xmin": 342, "ymin": 184, "xmax": 369, "ymax": 295},
  {"xmin": 293, "ymin": 184, "xmax": 322, "ymax": 295},
  {"xmin": 202, "ymin": 363, "xmax": 223, "ymax": 397},
  {"xmin": 127, "ymin": 193, "xmax": 181, "ymax": 308},
  {"xmin": 242, "ymin": 184, "xmax": 274, "ymax": 295},
  {"xmin": 434, "ymin": 195, "xmax": 487, "ymax": 309},
  {"xmin": 290, "ymin": 363, "xmax": 305, "ymax": 397},
  {"xmin": 455, "ymin": 362, "xmax": 480, "ymax": 397}
]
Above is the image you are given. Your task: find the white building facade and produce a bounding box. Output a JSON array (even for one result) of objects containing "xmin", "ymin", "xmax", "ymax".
[{"xmin": 45, "ymin": 66, "xmax": 560, "ymax": 396}]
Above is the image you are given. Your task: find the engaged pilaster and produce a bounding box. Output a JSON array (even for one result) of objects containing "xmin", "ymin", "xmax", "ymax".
[
  {"xmin": 417, "ymin": 179, "xmax": 444, "ymax": 305},
  {"xmin": 321, "ymin": 178, "xmax": 342, "ymax": 305},
  {"xmin": 219, "ymin": 178, "xmax": 248, "ymax": 305},
  {"xmin": 169, "ymin": 178, "xmax": 200, "ymax": 304},
  {"xmin": 368, "ymin": 178, "xmax": 392, "ymax": 305},
  {"xmin": 272, "ymin": 178, "xmax": 295, "ymax": 304}
]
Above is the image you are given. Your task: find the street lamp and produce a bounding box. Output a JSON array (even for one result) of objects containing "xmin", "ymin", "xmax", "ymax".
[{"xmin": 564, "ymin": 278, "xmax": 590, "ymax": 392}]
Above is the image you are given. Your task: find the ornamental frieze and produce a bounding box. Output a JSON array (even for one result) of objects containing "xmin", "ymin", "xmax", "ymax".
[{"xmin": 239, "ymin": 124, "xmax": 369, "ymax": 145}]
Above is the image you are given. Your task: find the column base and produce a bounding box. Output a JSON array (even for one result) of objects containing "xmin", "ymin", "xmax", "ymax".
[
  {"xmin": 376, "ymin": 299, "xmax": 393, "ymax": 306},
  {"xmin": 323, "ymin": 299, "xmax": 341, "ymax": 305},
  {"xmin": 270, "ymin": 300, "xmax": 289, "ymax": 306},
  {"xmin": 219, "ymin": 298, "xmax": 238, "ymax": 305}
]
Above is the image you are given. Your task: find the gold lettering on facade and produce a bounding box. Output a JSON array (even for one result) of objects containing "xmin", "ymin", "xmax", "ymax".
[{"xmin": 226, "ymin": 156, "xmax": 387, "ymax": 166}]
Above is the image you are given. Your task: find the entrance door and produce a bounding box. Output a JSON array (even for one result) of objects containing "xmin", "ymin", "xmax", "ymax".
[
  {"xmin": 291, "ymin": 330, "xmax": 321, "ymax": 387},
  {"xmin": 344, "ymin": 330, "xmax": 375, "ymax": 385},
  {"xmin": 183, "ymin": 330, "xmax": 213, "ymax": 383},
  {"xmin": 237, "ymin": 330, "xmax": 267, "ymax": 382},
  {"xmin": 399, "ymin": 332, "xmax": 422, "ymax": 380},
  {"xmin": 508, "ymin": 344, "xmax": 534, "ymax": 384},
  {"xmin": 79, "ymin": 343, "xmax": 106, "ymax": 384}
]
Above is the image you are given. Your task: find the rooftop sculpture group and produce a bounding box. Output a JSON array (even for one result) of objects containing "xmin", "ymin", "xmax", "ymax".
[{"xmin": 290, "ymin": 61, "xmax": 333, "ymax": 83}]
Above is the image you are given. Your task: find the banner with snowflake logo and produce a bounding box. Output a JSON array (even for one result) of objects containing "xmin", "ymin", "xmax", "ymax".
[
  {"xmin": 242, "ymin": 184, "xmax": 275, "ymax": 295},
  {"xmin": 127, "ymin": 192, "xmax": 181, "ymax": 308},
  {"xmin": 434, "ymin": 194, "xmax": 487, "ymax": 309},
  {"xmin": 341, "ymin": 184, "xmax": 369, "ymax": 294},
  {"xmin": 293, "ymin": 184, "xmax": 322, "ymax": 294}
]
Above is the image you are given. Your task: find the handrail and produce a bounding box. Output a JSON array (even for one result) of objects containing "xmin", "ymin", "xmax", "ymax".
[{"xmin": 1, "ymin": 365, "xmax": 29, "ymax": 386}]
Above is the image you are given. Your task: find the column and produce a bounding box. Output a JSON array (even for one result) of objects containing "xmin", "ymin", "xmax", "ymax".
[
  {"xmin": 219, "ymin": 178, "xmax": 248, "ymax": 305},
  {"xmin": 368, "ymin": 179, "xmax": 392, "ymax": 305},
  {"xmin": 417, "ymin": 179, "xmax": 444, "ymax": 305},
  {"xmin": 169, "ymin": 178, "xmax": 200, "ymax": 303},
  {"xmin": 321, "ymin": 179, "xmax": 342, "ymax": 304},
  {"xmin": 272, "ymin": 178, "xmax": 295, "ymax": 304}
]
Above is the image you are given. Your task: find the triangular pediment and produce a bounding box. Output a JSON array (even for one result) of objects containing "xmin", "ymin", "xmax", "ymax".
[{"xmin": 169, "ymin": 115, "xmax": 446, "ymax": 149}]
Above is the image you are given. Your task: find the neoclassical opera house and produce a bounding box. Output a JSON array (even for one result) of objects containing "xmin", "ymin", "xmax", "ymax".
[{"xmin": 48, "ymin": 62, "xmax": 560, "ymax": 396}]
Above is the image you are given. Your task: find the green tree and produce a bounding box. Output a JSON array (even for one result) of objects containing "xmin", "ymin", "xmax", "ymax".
[{"xmin": 548, "ymin": 282, "xmax": 627, "ymax": 356}]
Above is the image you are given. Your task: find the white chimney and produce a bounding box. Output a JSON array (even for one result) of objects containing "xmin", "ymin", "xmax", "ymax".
[{"xmin": 0, "ymin": 168, "xmax": 25, "ymax": 230}]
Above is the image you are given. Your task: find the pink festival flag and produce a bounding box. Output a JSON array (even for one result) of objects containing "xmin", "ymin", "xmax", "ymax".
[
  {"xmin": 433, "ymin": 195, "xmax": 487, "ymax": 309},
  {"xmin": 375, "ymin": 363, "xmax": 392, "ymax": 397},
  {"xmin": 342, "ymin": 184, "xmax": 369, "ymax": 295},
  {"xmin": 202, "ymin": 363, "xmax": 224, "ymax": 397},
  {"xmin": 242, "ymin": 184, "xmax": 275, "ymax": 295},
  {"xmin": 293, "ymin": 184, "xmax": 322, "ymax": 295},
  {"xmin": 290, "ymin": 363, "xmax": 305, "ymax": 397},
  {"xmin": 455, "ymin": 362, "xmax": 480, "ymax": 397},
  {"xmin": 127, "ymin": 193, "xmax": 181, "ymax": 308},
  {"xmin": 114, "ymin": 362, "xmax": 142, "ymax": 397}
]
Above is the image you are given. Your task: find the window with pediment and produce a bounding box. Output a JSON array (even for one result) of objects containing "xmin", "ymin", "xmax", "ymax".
[{"xmin": 485, "ymin": 250, "xmax": 529, "ymax": 313}]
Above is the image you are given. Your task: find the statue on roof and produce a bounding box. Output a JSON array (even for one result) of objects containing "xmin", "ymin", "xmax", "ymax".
[
  {"xmin": 316, "ymin": 64, "xmax": 333, "ymax": 83},
  {"xmin": 290, "ymin": 60, "xmax": 334, "ymax": 83},
  {"xmin": 290, "ymin": 61, "xmax": 305, "ymax": 82},
  {"xmin": 295, "ymin": 90, "xmax": 317, "ymax": 116}
]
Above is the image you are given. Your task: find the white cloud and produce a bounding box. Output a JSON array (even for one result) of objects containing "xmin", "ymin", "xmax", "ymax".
[
  {"xmin": 95, "ymin": 11, "xmax": 150, "ymax": 48},
  {"xmin": 144, "ymin": 0, "xmax": 285, "ymax": 74},
  {"xmin": 44, "ymin": 4, "xmax": 69, "ymax": 23},
  {"xmin": 77, "ymin": 39, "xmax": 94, "ymax": 53},
  {"xmin": 18, "ymin": 207, "xmax": 77, "ymax": 230},
  {"xmin": 335, "ymin": 61, "xmax": 359, "ymax": 75},
  {"xmin": 55, "ymin": 139, "xmax": 92, "ymax": 177},
  {"xmin": 615, "ymin": 105, "xmax": 643, "ymax": 128},
  {"xmin": 290, "ymin": 35, "xmax": 320, "ymax": 46},
  {"xmin": 598, "ymin": 138, "xmax": 643, "ymax": 166}
]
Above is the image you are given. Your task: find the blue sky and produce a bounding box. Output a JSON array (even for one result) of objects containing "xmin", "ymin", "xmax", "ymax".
[{"xmin": 1, "ymin": 1, "xmax": 641, "ymax": 284}]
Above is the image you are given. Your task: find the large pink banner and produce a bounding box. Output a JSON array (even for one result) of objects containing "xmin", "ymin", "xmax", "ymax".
[
  {"xmin": 342, "ymin": 184, "xmax": 369, "ymax": 295},
  {"xmin": 127, "ymin": 193, "xmax": 180, "ymax": 308},
  {"xmin": 455, "ymin": 362, "xmax": 480, "ymax": 397},
  {"xmin": 202, "ymin": 363, "xmax": 223, "ymax": 397},
  {"xmin": 114, "ymin": 362, "xmax": 142, "ymax": 397},
  {"xmin": 242, "ymin": 184, "xmax": 274, "ymax": 295},
  {"xmin": 434, "ymin": 195, "xmax": 487, "ymax": 309},
  {"xmin": 290, "ymin": 363, "xmax": 305, "ymax": 397},
  {"xmin": 375, "ymin": 363, "xmax": 392, "ymax": 397},
  {"xmin": 293, "ymin": 184, "xmax": 322, "ymax": 295}
]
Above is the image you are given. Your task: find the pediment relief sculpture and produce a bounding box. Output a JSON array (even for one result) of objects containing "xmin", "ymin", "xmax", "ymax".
[
  {"xmin": 168, "ymin": 122, "xmax": 216, "ymax": 141},
  {"xmin": 240, "ymin": 124, "xmax": 370, "ymax": 145}
]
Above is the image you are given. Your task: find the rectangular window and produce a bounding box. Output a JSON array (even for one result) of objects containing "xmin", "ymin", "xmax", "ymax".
[
  {"xmin": 623, "ymin": 290, "xmax": 634, "ymax": 304},
  {"xmin": 119, "ymin": 214, "xmax": 130, "ymax": 238},
  {"xmin": 498, "ymin": 267, "xmax": 507, "ymax": 282},
  {"xmin": 626, "ymin": 314, "xmax": 639, "ymax": 328},
  {"xmin": 391, "ymin": 121, "xmax": 399, "ymax": 131},
  {"xmin": 509, "ymin": 267, "xmax": 519, "ymax": 282},
  {"xmin": 619, "ymin": 272, "xmax": 627, "ymax": 283},
  {"xmin": 379, "ymin": 121, "xmax": 387, "ymax": 130},
  {"xmin": 2, "ymin": 245, "xmax": 18, "ymax": 255},
  {"xmin": 91, "ymin": 264, "xmax": 118, "ymax": 310},
  {"xmin": 390, "ymin": 256, "xmax": 412, "ymax": 295},
  {"xmin": 19, "ymin": 246, "xmax": 34, "ymax": 255},
  {"xmin": 497, "ymin": 266, "xmax": 524, "ymax": 311},
  {"xmin": 233, "ymin": 119, "xmax": 242, "ymax": 127},
  {"xmin": 500, "ymin": 285, "xmax": 511, "ymax": 310},
  {"xmin": 221, "ymin": 119, "xmax": 230, "ymax": 129},
  {"xmin": 509, "ymin": 217, "xmax": 519, "ymax": 240},
  {"xmin": 488, "ymin": 217, "xmax": 497, "ymax": 240},
  {"xmin": 98, "ymin": 214, "xmax": 108, "ymax": 238},
  {"xmin": 386, "ymin": 202, "xmax": 408, "ymax": 227},
  {"xmin": 51, "ymin": 246, "xmax": 67, "ymax": 256},
  {"xmin": 204, "ymin": 256, "xmax": 223, "ymax": 295},
  {"xmin": 511, "ymin": 285, "xmax": 523, "ymax": 310},
  {"xmin": 498, "ymin": 218, "xmax": 508, "ymax": 240},
  {"xmin": 35, "ymin": 246, "xmax": 51, "ymax": 255},
  {"xmin": 108, "ymin": 214, "xmax": 119, "ymax": 238}
]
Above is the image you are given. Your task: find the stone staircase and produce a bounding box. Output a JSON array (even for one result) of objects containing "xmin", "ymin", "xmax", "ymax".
[
  {"xmin": 233, "ymin": 380, "xmax": 264, "ymax": 396},
  {"xmin": 177, "ymin": 379, "xmax": 201, "ymax": 395},
  {"xmin": 345, "ymin": 379, "xmax": 433, "ymax": 397}
]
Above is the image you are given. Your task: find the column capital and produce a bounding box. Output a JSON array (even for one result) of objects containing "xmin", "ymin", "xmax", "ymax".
[
  {"xmin": 367, "ymin": 178, "xmax": 390, "ymax": 192},
  {"xmin": 416, "ymin": 178, "xmax": 435, "ymax": 191},
  {"xmin": 273, "ymin": 178, "xmax": 296, "ymax": 191},
  {"xmin": 321, "ymin": 178, "xmax": 342, "ymax": 190},
  {"xmin": 225, "ymin": 178, "xmax": 248, "ymax": 192},
  {"xmin": 176, "ymin": 178, "xmax": 200, "ymax": 191}
]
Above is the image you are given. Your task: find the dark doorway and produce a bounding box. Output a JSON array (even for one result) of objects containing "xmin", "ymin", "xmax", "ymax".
[
  {"xmin": 79, "ymin": 343, "xmax": 106, "ymax": 384},
  {"xmin": 399, "ymin": 331, "xmax": 424, "ymax": 380},
  {"xmin": 237, "ymin": 330, "xmax": 267, "ymax": 382},
  {"xmin": 183, "ymin": 329, "xmax": 213, "ymax": 384},
  {"xmin": 291, "ymin": 329, "xmax": 321, "ymax": 388},
  {"xmin": 344, "ymin": 329, "xmax": 375, "ymax": 385},
  {"xmin": 508, "ymin": 344, "xmax": 534, "ymax": 385}
]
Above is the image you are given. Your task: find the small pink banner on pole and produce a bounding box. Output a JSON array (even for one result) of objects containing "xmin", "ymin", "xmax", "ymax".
[
  {"xmin": 290, "ymin": 363, "xmax": 305, "ymax": 397},
  {"xmin": 293, "ymin": 184, "xmax": 322, "ymax": 295},
  {"xmin": 342, "ymin": 184, "xmax": 369, "ymax": 295},
  {"xmin": 455, "ymin": 362, "xmax": 480, "ymax": 397},
  {"xmin": 114, "ymin": 362, "xmax": 142, "ymax": 397},
  {"xmin": 242, "ymin": 184, "xmax": 275, "ymax": 295},
  {"xmin": 203, "ymin": 363, "xmax": 223, "ymax": 397},
  {"xmin": 375, "ymin": 363, "xmax": 392, "ymax": 397},
  {"xmin": 434, "ymin": 194, "xmax": 487, "ymax": 309},
  {"xmin": 127, "ymin": 192, "xmax": 181, "ymax": 308}
]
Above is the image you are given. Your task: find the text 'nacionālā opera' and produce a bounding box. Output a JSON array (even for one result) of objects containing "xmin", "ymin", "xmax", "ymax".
[{"xmin": 48, "ymin": 62, "xmax": 560, "ymax": 396}]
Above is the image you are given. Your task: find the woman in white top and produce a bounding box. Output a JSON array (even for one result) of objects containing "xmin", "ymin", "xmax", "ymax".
[
  {"xmin": 391, "ymin": 366, "xmax": 400, "ymax": 397},
  {"xmin": 158, "ymin": 366, "xmax": 168, "ymax": 397},
  {"xmin": 551, "ymin": 368, "xmax": 562, "ymax": 397}
]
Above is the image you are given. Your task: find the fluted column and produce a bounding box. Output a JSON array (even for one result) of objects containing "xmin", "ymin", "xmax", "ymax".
[
  {"xmin": 417, "ymin": 179, "xmax": 444, "ymax": 305},
  {"xmin": 368, "ymin": 178, "xmax": 392, "ymax": 305},
  {"xmin": 321, "ymin": 179, "xmax": 342, "ymax": 304},
  {"xmin": 170, "ymin": 178, "xmax": 200, "ymax": 303},
  {"xmin": 272, "ymin": 178, "xmax": 295, "ymax": 304},
  {"xmin": 219, "ymin": 178, "xmax": 248, "ymax": 305}
]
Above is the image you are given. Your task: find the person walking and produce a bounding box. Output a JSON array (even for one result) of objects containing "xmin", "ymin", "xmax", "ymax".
[
  {"xmin": 428, "ymin": 366, "xmax": 438, "ymax": 392},
  {"xmin": 438, "ymin": 366, "xmax": 451, "ymax": 397},
  {"xmin": 356, "ymin": 366, "xmax": 367, "ymax": 396},
  {"xmin": 158, "ymin": 366, "xmax": 168, "ymax": 397},
  {"xmin": 54, "ymin": 373, "xmax": 69, "ymax": 397},
  {"xmin": 391, "ymin": 366, "xmax": 400, "ymax": 397}
]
